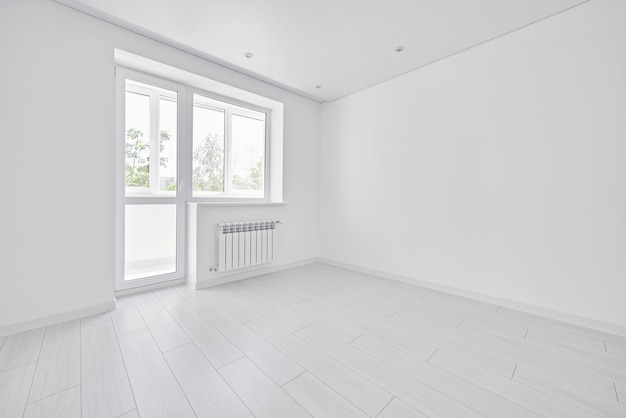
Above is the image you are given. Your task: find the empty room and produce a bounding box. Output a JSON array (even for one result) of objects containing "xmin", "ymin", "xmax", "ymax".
[{"xmin": 1, "ymin": 0, "xmax": 625, "ymax": 416}]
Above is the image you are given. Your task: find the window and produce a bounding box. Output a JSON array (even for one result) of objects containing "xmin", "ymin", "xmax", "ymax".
[
  {"xmin": 125, "ymin": 80, "xmax": 178, "ymax": 196},
  {"xmin": 192, "ymin": 94, "xmax": 267, "ymax": 198},
  {"xmin": 121, "ymin": 68, "xmax": 272, "ymax": 202},
  {"xmin": 115, "ymin": 49, "xmax": 284, "ymax": 203}
]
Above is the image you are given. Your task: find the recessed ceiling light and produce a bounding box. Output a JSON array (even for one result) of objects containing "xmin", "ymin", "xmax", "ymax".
[
  {"xmin": 395, "ymin": 46, "xmax": 405, "ymax": 52},
  {"xmin": 315, "ymin": 85, "xmax": 323, "ymax": 89},
  {"xmin": 244, "ymin": 52, "xmax": 253, "ymax": 58}
]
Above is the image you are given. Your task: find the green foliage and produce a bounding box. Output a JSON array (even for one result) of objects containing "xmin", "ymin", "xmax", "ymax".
[
  {"xmin": 125, "ymin": 128, "xmax": 172, "ymax": 189},
  {"xmin": 159, "ymin": 130, "xmax": 170, "ymax": 168},
  {"xmin": 126, "ymin": 127, "xmax": 263, "ymax": 193},
  {"xmin": 250, "ymin": 159, "xmax": 264, "ymax": 190},
  {"xmin": 125, "ymin": 128, "xmax": 150, "ymax": 187},
  {"xmin": 193, "ymin": 133, "xmax": 224, "ymax": 192},
  {"xmin": 232, "ymin": 158, "xmax": 263, "ymax": 191},
  {"xmin": 193, "ymin": 134, "xmax": 264, "ymax": 193}
]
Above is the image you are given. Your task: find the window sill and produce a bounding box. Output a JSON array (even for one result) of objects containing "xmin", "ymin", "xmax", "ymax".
[{"xmin": 187, "ymin": 201, "xmax": 287, "ymax": 207}]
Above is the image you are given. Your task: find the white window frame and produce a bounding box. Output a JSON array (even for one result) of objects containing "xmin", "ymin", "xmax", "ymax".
[
  {"xmin": 115, "ymin": 67, "xmax": 188, "ymax": 291},
  {"xmin": 190, "ymin": 89, "xmax": 271, "ymax": 200}
]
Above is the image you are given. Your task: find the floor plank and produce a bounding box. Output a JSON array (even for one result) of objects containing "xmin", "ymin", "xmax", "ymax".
[
  {"xmin": 526, "ymin": 327, "xmax": 606, "ymax": 354},
  {"xmin": 301, "ymin": 294, "xmax": 355, "ymax": 311},
  {"xmin": 350, "ymin": 333, "xmax": 541, "ymax": 417},
  {"xmin": 110, "ymin": 296, "xmax": 146, "ymax": 336},
  {"xmin": 513, "ymin": 364, "xmax": 626, "ymax": 417},
  {"xmin": 282, "ymin": 371, "xmax": 369, "ymax": 417},
  {"xmin": 497, "ymin": 306, "xmax": 626, "ymax": 347},
  {"xmin": 429, "ymin": 349, "xmax": 601, "ymax": 418},
  {"xmin": 81, "ymin": 320, "xmax": 135, "ymax": 418},
  {"xmin": 166, "ymin": 302, "xmax": 243, "ymax": 368},
  {"xmin": 377, "ymin": 397, "xmax": 430, "ymax": 418},
  {"xmin": 460, "ymin": 317, "xmax": 528, "ymax": 340},
  {"xmin": 520, "ymin": 360, "xmax": 617, "ymax": 401},
  {"xmin": 335, "ymin": 302, "xmax": 516, "ymax": 377},
  {"xmin": 202, "ymin": 286, "xmax": 264, "ymax": 323},
  {"xmin": 175, "ymin": 285, "xmax": 220, "ymax": 311},
  {"xmin": 222, "ymin": 284, "xmax": 309, "ymax": 332},
  {"xmin": 296, "ymin": 325, "xmax": 484, "ymax": 418},
  {"xmin": 359, "ymin": 287, "xmax": 426, "ymax": 312},
  {"xmin": 117, "ymin": 410, "xmax": 140, "ymax": 418},
  {"xmin": 118, "ymin": 328, "xmax": 195, "ymax": 417},
  {"xmin": 616, "ymin": 381, "xmax": 625, "ymax": 403},
  {"xmin": 421, "ymin": 291, "xmax": 499, "ymax": 315},
  {"xmin": 218, "ymin": 357, "xmax": 311, "ymax": 418},
  {"xmin": 247, "ymin": 316, "xmax": 393, "ymax": 417},
  {"xmin": 453, "ymin": 324, "xmax": 626, "ymax": 394},
  {"xmin": 151, "ymin": 285, "xmax": 185, "ymax": 306},
  {"xmin": 23, "ymin": 386, "xmax": 80, "ymax": 418},
  {"xmin": 164, "ymin": 343, "xmax": 253, "ymax": 417},
  {"xmin": 131, "ymin": 291, "xmax": 191, "ymax": 352},
  {"xmin": 80, "ymin": 312, "xmax": 111, "ymax": 329},
  {"xmin": 28, "ymin": 319, "xmax": 80, "ymax": 402},
  {"xmin": 201, "ymin": 307, "xmax": 304, "ymax": 385},
  {"xmin": 605, "ymin": 339, "xmax": 626, "ymax": 359},
  {"xmin": 338, "ymin": 310, "xmax": 437, "ymax": 360},
  {"xmin": 0, "ymin": 327, "xmax": 45, "ymax": 371},
  {"xmin": 262, "ymin": 290, "xmax": 363, "ymax": 343},
  {"xmin": 379, "ymin": 302, "xmax": 625, "ymax": 393},
  {"xmin": 0, "ymin": 362, "xmax": 36, "ymax": 418}
]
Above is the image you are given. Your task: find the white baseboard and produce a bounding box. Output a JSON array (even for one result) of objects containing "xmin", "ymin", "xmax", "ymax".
[
  {"xmin": 319, "ymin": 258, "xmax": 626, "ymax": 338},
  {"xmin": 0, "ymin": 299, "xmax": 117, "ymax": 338},
  {"xmin": 194, "ymin": 258, "xmax": 320, "ymax": 290},
  {"xmin": 115, "ymin": 278, "xmax": 186, "ymax": 297}
]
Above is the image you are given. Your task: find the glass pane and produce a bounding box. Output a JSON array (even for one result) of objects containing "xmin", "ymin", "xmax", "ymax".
[
  {"xmin": 125, "ymin": 91, "xmax": 151, "ymax": 191},
  {"xmin": 193, "ymin": 96, "xmax": 225, "ymax": 195},
  {"xmin": 159, "ymin": 97, "xmax": 177, "ymax": 192},
  {"xmin": 231, "ymin": 114, "xmax": 265, "ymax": 196},
  {"xmin": 125, "ymin": 204, "xmax": 177, "ymax": 280}
]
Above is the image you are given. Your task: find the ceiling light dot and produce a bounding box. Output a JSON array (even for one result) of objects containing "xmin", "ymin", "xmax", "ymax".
[
  {"xmin": 395, "ymin": 46, "xmax": 405, "ymax": 52},
  {"xmin": 315, "ymin": 85, "xmax": 323, "ymax": 89},
  {"xmin": 244, "ymin": 52, "xmax": 254, "ymax": 58}
]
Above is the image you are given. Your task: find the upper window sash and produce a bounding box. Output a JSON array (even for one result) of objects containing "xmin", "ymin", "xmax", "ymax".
[{"xmin": 118, "ymin": 68, "xmax": 185, "ymax": 199}]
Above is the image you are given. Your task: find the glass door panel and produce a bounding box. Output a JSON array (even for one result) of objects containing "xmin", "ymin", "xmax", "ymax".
[{"xmin": 124, "ymin": 204, "xmax": 177, "ymax": 280}]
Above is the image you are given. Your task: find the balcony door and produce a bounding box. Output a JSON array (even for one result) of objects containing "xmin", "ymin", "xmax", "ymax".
[{"xmin": 115, "ymin": 69, "xmax": 185, "ymax": 291}]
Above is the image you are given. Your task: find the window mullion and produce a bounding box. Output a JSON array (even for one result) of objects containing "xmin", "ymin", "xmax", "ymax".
[
  {"xmin": 182, "ymin": 88, "xmax": 192, "ymax": 200},
  {"xmin": 224, "ymin": 108, "xmax": 233, "ymax": 195},
  {"xmin": 149, "ymin": 90, "xmax": 160, "ymax": 193}
]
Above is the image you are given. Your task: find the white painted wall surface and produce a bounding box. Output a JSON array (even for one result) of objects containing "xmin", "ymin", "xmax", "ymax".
[
  {"xmin": 320, "ymin": 0, "xmax": 626, "ymax": 328},
  {"xmin": 0, "ymin": 0, "xmax": 320, "ymax": 331}
]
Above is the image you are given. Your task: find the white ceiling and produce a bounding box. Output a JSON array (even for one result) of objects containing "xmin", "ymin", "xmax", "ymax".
[{"xmin": 56, "ymin": 0, "xmax": 587, "ymax": 102}]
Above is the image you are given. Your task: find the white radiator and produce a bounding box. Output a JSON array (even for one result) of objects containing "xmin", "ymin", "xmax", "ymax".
[{"xmin": 216, "ymin": 220, "xmax": 279, "ymax": 272}]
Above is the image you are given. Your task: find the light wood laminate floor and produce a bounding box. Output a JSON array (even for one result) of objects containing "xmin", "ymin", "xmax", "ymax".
[{"xmin": 1, "ymin": 263, "xmax": 625, "ymax": 417}]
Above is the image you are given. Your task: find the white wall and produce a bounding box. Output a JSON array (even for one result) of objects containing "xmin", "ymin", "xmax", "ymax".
[
  {"xmin": 0, "ymin": 0, "xmax": 320, "ymax": 333},
  {"xmin": 320, "ymin": 0, "xmax": 626, "ymax": 329},
  {"xmin": 2, "ymin": 0, "xmax": 623, "ymax": 335}
]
